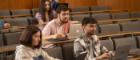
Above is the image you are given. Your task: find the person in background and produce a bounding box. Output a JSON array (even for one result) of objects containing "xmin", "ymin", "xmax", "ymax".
[
  {"xmin": 3, "ymin": 21, "xmax": 11, "ymax": 29},
  {"xmin": 49, "ymin": 0, "xmax": 59, "ymax": 18},
  {"xmin": 74, "ymin": 17, "xmax": 110, "ymax": 60},
  {"xmin": 35, "ymin": 0, "xmax": 54, "ymax": 25},
  {"xmin": 42, "ymin": 5, "xmax": 70, "ymax": 48},
  {"xmin": 15, "ymin": 25, "xmax": 60, "ymax": 60},
  {"xmin": 0, "ymin": 20, "xmax": 11, "ymax": 29}
]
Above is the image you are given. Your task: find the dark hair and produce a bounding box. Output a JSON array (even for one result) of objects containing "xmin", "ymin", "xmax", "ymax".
[
  {"xmin": 19, "ymin": 25, "xmax": 42, "ymax": 48},
  {"xmin": 82, "ymin": 17, "xmax": 97, "ymax": 26},
  {"xmin": 56, "ymin": 4, "xmax": 69, "ymax": 14},
  {"xmin": 39, "ymin": 0, "xmax": 53, "ymax": 21}
]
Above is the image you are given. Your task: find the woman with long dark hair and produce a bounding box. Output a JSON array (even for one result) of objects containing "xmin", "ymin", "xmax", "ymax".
[
  {"xmin": 15, "ymin": 25, "xmax": 60, "ymax": 60},
  {"xmin": 35, "ymin": 0, "xmax": 54, "ymax": 25}
]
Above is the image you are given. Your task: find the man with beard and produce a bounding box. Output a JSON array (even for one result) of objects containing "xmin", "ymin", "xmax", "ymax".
[
  {"xmin": 74, "ymin": 17, "xmax": 110, "ymax": 60},
  {"xmin": 42, "ymin": 5, "xmax": 70, "ymax": 47}
]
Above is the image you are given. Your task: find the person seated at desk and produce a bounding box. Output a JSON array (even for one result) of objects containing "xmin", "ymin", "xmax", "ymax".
[
  {"xmin": 0, "ymin": 20, "xmax": 11, "ymax": 29},
  {"xmin": 0, "ymin": 20, "xmax": 11, "ymax": 32},
  {"xmin": 74, "ymin": 17, "xmax": 111, "ymax": 60},
  {"xmin": 15, "ymin": 25, "xmax": 60, "ymax": 60},
  {"xmin": 42, "ymin": 5, "xmax": 70, "ymax": 48},
  {"xmin": 35, "ymin": 0, "xmax": 54, "ymax": 26},
  {"xmin": 4, "ymin": 21, "xmax": 11, "ymax": 29}
]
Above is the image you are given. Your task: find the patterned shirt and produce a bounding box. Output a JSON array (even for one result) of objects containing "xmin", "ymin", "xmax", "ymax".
[{"xmin": 74, "ymin": 35, "xmax": 108, "ymax": 60}]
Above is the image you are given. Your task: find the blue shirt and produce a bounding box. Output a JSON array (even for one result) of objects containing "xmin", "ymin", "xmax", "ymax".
[{"xmin": 0, "ymin": 20, "xmax": 4, "ymax": 30}]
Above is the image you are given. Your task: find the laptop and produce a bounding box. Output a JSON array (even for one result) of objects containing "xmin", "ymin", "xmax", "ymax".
[
  {"xmin": 111, "ymin": 45, "xmax": 130, "ymax": 60},
  {"xmin": 68, "ymin": 24, "xmax": 84, "ymax": 39},
  {"xmin": 47, "ymin": 24, "xmax": 83, "ymax": 43}
]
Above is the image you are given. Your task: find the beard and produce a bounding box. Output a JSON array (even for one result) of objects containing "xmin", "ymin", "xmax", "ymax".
[
  {"xmin": 88, "ymin": 32, "xmax": 94, "ymax": 35},
  {"xmin": 60, "ymin": 18, "xmax": 69, "ymax": 23},
  {"xmin": 87, "ymin": 31, "xmax": 95, "ymax": 36},
  {"xmin": 62, "ymin": 20, "xmax": 68, "ymax": 23}
]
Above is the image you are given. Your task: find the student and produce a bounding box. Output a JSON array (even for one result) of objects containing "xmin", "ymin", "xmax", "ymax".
[
  {"xmin": 50, "ymin": 0, "xmax": 59, "ymax": 11},
  {"xmin": 15, "ymin": 25, "xmax": 60, "ymax": 60},
  {"xmin": 35, "ymin": 0, "xmax": 54, "ymax": 25},
  {"xmin": 0, "ymin": 20, "xmax": 11, "ymax": 33},
  {"xmin": 74, "ymin": 17, "xmax": 110, "ymax": 60},
  {"xmin": 0, "ymin": 20, "xmax": 11, "ymax": 29},
  {"xmin": 42, "ymin": 5, "xmax": 70, "ymax": 45},
  {"xmin": 49, "ymin": 0, "xmax": 59, "ymax": 18},
  {"xmin": 3, "ymin": 21, "xmax": 11, "ymax": 29}
]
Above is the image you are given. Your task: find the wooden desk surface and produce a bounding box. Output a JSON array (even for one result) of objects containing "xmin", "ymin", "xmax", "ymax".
[
  {"xmin": 11, "ymin": 14, "xmax": 32, "ymax": 17},
  {"xmin": 70, "ymin": 9, "xmax": 128, "ymax": 14},
  {"xmin": 129, "ymin": 55, "xmax": 140, "ymax": 60},
  {"xmin": 0, "ymin": 31, "xmax": 139, "ymax": 53},
  {"xmin": 97, "ymin": 18, "xmax": 139, "ymax": 24},
  {"xmin": 0, "ymin": 14, "xmax": 31, "ymax": 19},
  {"xmin": 0, "ymin": 26, "xmax": 26, "ymax": 33},
  {"xmin": 44, "ymin": 31, "xmax": 140, "ymax": 44},
  {"xmin": 0, "ymin": 44, "xmax": 17, "ymax": 53},
  {"xmin": 98, "ymin": 31, "xmax": 140, "ymax": 38}
]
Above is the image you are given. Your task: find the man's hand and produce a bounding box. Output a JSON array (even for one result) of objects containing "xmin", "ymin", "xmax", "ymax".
[
  {"xmin": 96, "ymin": 52, "xmax": 110, "ymax": 60},
  {"xmin": 54, "ymin": 34, "xmax": 67, "ymax": 39}
]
